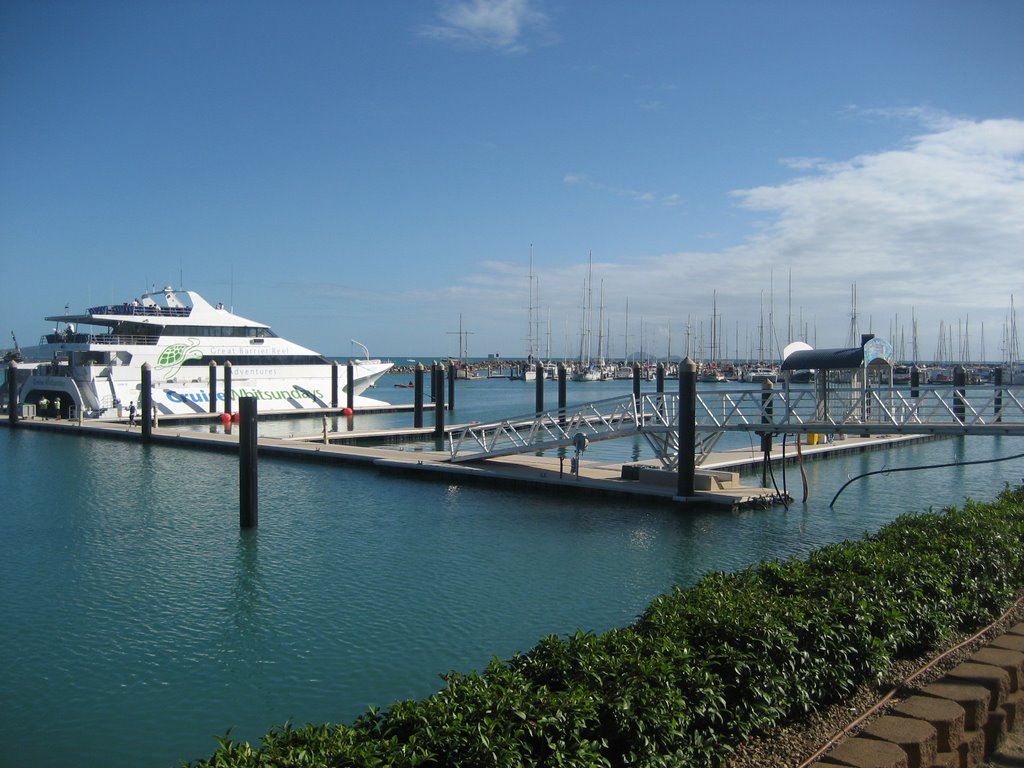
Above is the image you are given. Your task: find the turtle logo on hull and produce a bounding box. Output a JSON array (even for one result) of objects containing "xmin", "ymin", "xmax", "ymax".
[{"xmin": 156, "ymin": 338, "xmax": 203, "ymax": 376}]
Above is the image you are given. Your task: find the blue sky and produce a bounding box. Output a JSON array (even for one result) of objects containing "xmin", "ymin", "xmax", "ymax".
[{"xmin": 2, "ymin": 0, "xmax": 1022, "ymax": 363}]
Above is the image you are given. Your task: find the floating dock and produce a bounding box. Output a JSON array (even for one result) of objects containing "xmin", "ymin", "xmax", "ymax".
[{"xmin": 2, "ymin": 405, "xmax": 944, "ymax": 511}]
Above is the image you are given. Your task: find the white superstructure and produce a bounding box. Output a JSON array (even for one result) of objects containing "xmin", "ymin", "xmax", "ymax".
[{"xmin": 3, "ymin": 287, "xmax": 392, "ymax": 419}]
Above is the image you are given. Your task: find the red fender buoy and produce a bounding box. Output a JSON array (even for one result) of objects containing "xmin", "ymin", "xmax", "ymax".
[
  {"xmin": 220, "ymin": 412, "xmax": 231, "ymax": 427},
  {"xmin": 342, "ymin": 407, "xmax": 354, "ymax": 417}
]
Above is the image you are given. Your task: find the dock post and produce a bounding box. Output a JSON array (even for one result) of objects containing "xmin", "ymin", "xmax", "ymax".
[
  {"xmin": 535, "ymin": 363, "xmax": 544, "ymax": 413},
  {"xmin": 239, "ymin": 396, "xmax": 258, "ymax": 529},
  {"xmin": 346, "ymin": 363, "xmax": 355, "ymax": 411},
  {"xmin": 209, "ymin": 360, "xmax": 218, "ymax": 413},
  {"xmin": 224, "ymin": 361, "xmax": 233, "ymax": 415},
  {"xmin": 7, "ymin": 360, "xmax": 18, "ymax": 426},
  {"xmin": 331, "ymin": 362, "xmax": 339, "ymax": 408},
  {"xmin": 447, "ymin": 360, "xmax": 455, "ymax": 411},
  {"xmin": 994, "ymin": 366, "xmax": 1003, "ymax": 422},
  {"xmin": 431, "ymin": 362, "xmax": 444, "ymax": 409},
  {"xmin": 632, "ymin": 363, "xmax": 641, "ymax": 401},
  {"xmin": 656, "ymin": 362, "xmax": 664, "ymax": 394},
  {"xmin": 141, "ymin": 363, "xmax": 153, "ymax": 443},
  {"xmin": 911, "ymin": 365, "xmax": 920, "ymax": 400},
  {"xmin": 953, "ymin": 365, "xmax": 966, "ymax": 423},
  {"xmin": 414, "ymin": 364, "xmax": 424, "ymax": 428},
  {"xmin": 760, "ymin": 379, "xmax": 774, "ymax": 486},
  {"xmin": 676, "ymin": 357, "xmax": 697, "ymax": 498},
  {"xmin": 434, "ymin": 366, "xmax": 445, "ymax": 439},
  {"xmin": 558, "ymin": 363, "xmax": 567, "ymax": 411}
]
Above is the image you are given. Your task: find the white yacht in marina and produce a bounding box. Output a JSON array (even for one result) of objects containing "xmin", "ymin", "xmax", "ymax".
[{"xmin": 3, "ymin": 287, "xmax": 392, "ymax": 419}]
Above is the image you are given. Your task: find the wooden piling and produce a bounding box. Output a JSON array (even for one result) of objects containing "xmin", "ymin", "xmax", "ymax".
[
  {"xmin": 676, "ymin": 357, "xmax": 696, "ymax": 498},
  {"xmin": 208, "ymin": 360, "xmax": 218, "ymax": 413},
  {"xmin": 632, "ymin": 363, "xmax": 641, "ymax": 401},
  {"xmin": 535, "ymin": 363, "xmax": 543, "ymax": 413},
  {"xmin": 656, "ymin": 362, "xmax": 664, "ymax": 394},
  {"xmin": 346, "ymin": 363, "xmax": 355, "ymax": 411},
  {"xmin": 434, "ymin": 365, "xmax": 445, "ymax": 439},
  {"xmin": 760, "ymin": 378, "xmax": 774, "ymax": 486},
  {"xmin": 447, "ymin": 361, "xmax": 455, "ymax": 411},
  {"xmin": 7, "ymin": 359, "xmax": 18, "ymax": 426},
  {"xmin": 224, "ymin": 361, "xmax": 233, "ymax": 415},
  {"xmin": 995, "ymin": 366, "xmax": 1003, "ymax": 422},
  {"xmin": 331, "ymin": 361, "xmax": 339, "ymax": 408},
  {"xmin": 414, "ymin": 363, "xmax": 424, "ymax": 428},
  {"xmin": 141, "ymin": 363, "xmax": 153, "ymax": 442},
  {"xmin": 954, "ymin": 365, "xmax": 966, "ymax": 422},
  {"xmin": 239, "ymin": 396, "xmax": 258, "ymax": 528},
  {"xmin": 558, "ymin": 363, "xmax": 567, "ymax": 411}
]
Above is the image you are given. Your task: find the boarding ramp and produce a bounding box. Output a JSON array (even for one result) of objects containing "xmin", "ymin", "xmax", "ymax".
[
  {"xmin": 447, "ymin": 383, "xmax": 1024, "ymax": 465},
  {"xmin": 447, "ymin": 393, "xmax": 724, "ymax": 468}
]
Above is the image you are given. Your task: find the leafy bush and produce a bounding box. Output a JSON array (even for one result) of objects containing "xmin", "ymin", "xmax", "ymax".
[{"xmin": 187, "ymin": 485, "xmax": 1024, "ymax": 767}]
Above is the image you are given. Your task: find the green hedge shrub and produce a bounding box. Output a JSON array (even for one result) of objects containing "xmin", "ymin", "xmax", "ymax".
[{"xmin": 187, "ymin": 485, "xmax": 1024, "ymax": 767}]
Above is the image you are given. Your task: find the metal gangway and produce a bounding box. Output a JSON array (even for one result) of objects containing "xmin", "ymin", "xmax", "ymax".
[
  {"xmin": 447, "ymin": 393, "xmax": 724, "ymax": 469},
  {"xmin": 447, "ymin": 383, "xmax": 1024, "ymax": 466}
]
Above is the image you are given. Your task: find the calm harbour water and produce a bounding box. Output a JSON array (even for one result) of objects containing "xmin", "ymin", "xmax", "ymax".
[{"xmin": 2, "ymin": 372, "xmax": 1023, "ymax": 768}]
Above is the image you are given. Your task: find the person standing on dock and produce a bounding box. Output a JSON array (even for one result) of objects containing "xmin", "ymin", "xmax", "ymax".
[{"xmin": 128, "ymin": 401, "xmax": 137, "ymax": 427}]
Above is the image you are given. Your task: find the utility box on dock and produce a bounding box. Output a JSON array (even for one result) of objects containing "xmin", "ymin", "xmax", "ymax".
[{"xmin": 19, "ymin": 404, "xmax": 35, "ymax": 419}]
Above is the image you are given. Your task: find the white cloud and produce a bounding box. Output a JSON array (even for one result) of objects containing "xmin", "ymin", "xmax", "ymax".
[
  {"xmin": 463, "ymin": 116, "xmax": 1024, "ymax": 360},
  {"xmin": 418, "ymin": 0, "xmax": 549, "ymax": 53}
]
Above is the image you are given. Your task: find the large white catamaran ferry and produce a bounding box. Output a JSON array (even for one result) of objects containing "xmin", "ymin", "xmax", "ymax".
[{"xmin": 3, "ymin": 287, "xmax": 392, "ymax": 419}]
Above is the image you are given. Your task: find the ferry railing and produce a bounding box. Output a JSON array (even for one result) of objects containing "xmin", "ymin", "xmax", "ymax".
[
  {"xmin": 88, "ymin": 304, "xmax": 191, "ymax": 318},
  {"xmin": 86, "ymin": 334, "xmax": 160, "ymax": 346}
]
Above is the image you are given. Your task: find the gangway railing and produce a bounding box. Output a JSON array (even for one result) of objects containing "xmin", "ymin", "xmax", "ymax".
[
  {"xmin": 695, "ymin": 384, "xmax": 1024, "ymax": 436},
  {"xmin": 447, "ymin": 393, "xmax": 724, "ymax": 467},
  {"xmin": 447, "ymin": 383, "xmax": 1024, "ymax": 465}
]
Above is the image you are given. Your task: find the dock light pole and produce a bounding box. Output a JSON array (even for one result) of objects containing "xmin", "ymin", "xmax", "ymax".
[
  {"xmin": 414, "ymin": 363, "xmax": 424, "ymax": 428},
  {"xmin": 331, "ymin": 361, "xmax": 339, "ymax": 408},
  {"xmin": 535, "ymin": 363, "xmax": 544, "ymax": 414},
  {"xmin": 239, "ymin": 396, "xmax": 258, "ymax": 529},
  {"xmin": 208, "ymin": 360, "xmax": 218, "ymax": 413},
  {"xmin": 676, "ymin": 357, "xmax": 697, "ymax": 498},
  {"xmin": 224, "ymin": 361, "xmax": 233, "ymax": 415},
  {"xmin": 141, "ymin": 363, "xmax": 153, "ymax": 443},
  {"xmin": 7, "ymin": 359, "xmax": 18, "ymax": 426}
]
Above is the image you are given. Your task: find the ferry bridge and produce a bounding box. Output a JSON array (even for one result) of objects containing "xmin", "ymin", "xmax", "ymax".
[{"xmin": 447, "ymin": 382, "xmax": 1024, "ymax": 469}]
